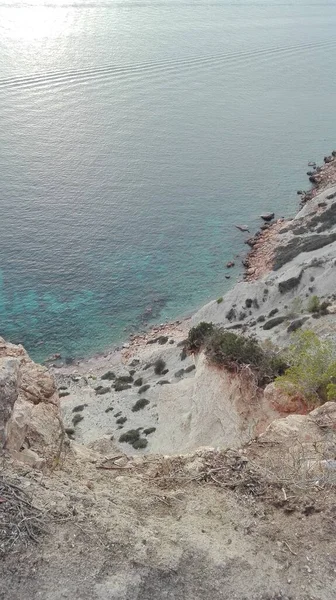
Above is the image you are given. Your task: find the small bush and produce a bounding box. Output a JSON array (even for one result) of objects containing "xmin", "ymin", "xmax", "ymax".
[
  {"xmin": 132, "ymin": 438, "xmax": 148, "ymax": 449},
  {"xmin": 119, "ymin": 429, "xmax": 140, "ymax": 444},
  {"xmin": 217, "ymin": 297, "xmax": 223, "ymax": 304},
  {"xmin": 72, "ymin": 414, "xmax": 84, "ymax": 426},
  {"xmin": 154, "ymin": 358, "xmax": 166, "ymax": 375},
  {"xmin": 275, "ymin": 330, "xmax": 336, "ymax": 404},
  {"xmin": 133, "ymin": 377, "xmax": 143, "ymax": 387},
  {"xmin": 114, "ymin": 382, "xmax": 131, "ymax": 392},
  {"xmin": 180, "ymin": 348, "xmax": 187, "ymax": 361},
  {"xmin": 59, "ymin": 391, "xmax": 70, "ymax": 398},
  {"xmin": 158, "ymin": 336, "xmax": 168, "ymax": 345},
  {"xmin": 307, "ymin": 295, "xmax": 320, "ymax": 313},
  {"xmin": 116, "ymin": 416, "xmax": 127, "ymax": 425},
  {"xmin": 101, "ymin": 371, "xmax": 116, "ymax": 380},
  {"xmin": 205, "ymin": 327, "xmax": 286, "ymax": 386},
  {"xmin": 72, "ymin": 404, "xmax": 87, "ymax": 413},
  {"xmin": 116, "ymin": 375, "xmax": 133, "ymax": 384},
  {"xmin": 175, "ymin": 368, "xmax": 185, "ymax": 378},
  {"xmin": 143, "ymin": 427, "xmax": 156, "ymax": 435},
  {"xmin": 95, "ymin": 386, "xmax": 110, "ymax": 395},
  {"xmin": 187, "ymin": 322, "xmax": 215, "ymax": 352},
  {"xmin": 138, "ymin": 384, "xmax": 150, "ymax": 394},
  {"xmin": 132, "ymin": 398, "xmax": 150, "ymax": 412},
  {"xmin": 185, "ymin": 364, "xmax": 196, "ymax": 373}
]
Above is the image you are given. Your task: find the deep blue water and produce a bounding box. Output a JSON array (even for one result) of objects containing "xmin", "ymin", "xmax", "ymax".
[{"xmin": 1, "ymin": 0, "xmax": 336, "ymax": 361}]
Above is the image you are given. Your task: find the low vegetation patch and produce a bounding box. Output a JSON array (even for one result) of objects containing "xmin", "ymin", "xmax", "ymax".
[
  {"xmin": 133, "ymin": 377, "xmax": 143, "ymax": 387},
  {"xmin": 72, "ymin": 414, "xmax": 84, "ymax": 426},
  {"xmin": 187, "ymin": 322, "xmax": 215, "ymax": 351},
  {"xmin": 187, "ymin": 322, "xmax": 286, "ymax": 386},
  {"xmin": 72, "ymin": 404, "xmax": 87, "ymax": 413},
  {"xmin": 275, "ymin": 330, "xmax": 336, "ymax": 404},
  {"xmin": 116, "ymin": 416, "xmax": 127, "ymax": 425},
  {"xmin": 101, "ymin": 371, "xmax": 116, "ymax": 380},
  {"xmin": 119, "ymin": 429, "xmax": 148, "ymax": 449},
  {"xmin": 138, "ymin": 384, "xmax": 150, "ymax": 394},
  {"xmin": 132, "ymin": 438, "xmax": 148, "ymax": 449},
  {"xmin": 143, "ymin": 427, "xmax": 156, "ymax": 435},
  {"xmin": 307, "ymin": 295, "xmax": 330, "ymax": 316},
  {"xmin": 154, "ymin": 358, "xmax": 166, "ymax": 375},
  {"xmin": 217, "ymin": 297, "xmax": 223, "ymax": 304},
  {"xmin": 132, "ymin": 398, "xmax": 150, "ymax": 411},
  {"xmin": 116, "ymin": 375, "xmax": 133, "ymax": 384},
  {"xmin": 114, "ymin": 382, "xmax": 131, "ymax": 392},
  {"xmin": 119, "ymin": 429, "xmax": 140, "ymax": 444},
  {"xmin": 95, "ymin": 386, "xmax": 110, "ymax": 395}
]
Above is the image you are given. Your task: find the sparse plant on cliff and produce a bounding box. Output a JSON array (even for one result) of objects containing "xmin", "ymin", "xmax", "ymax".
[
  {"xmin": 187, "ymin": 322, "xmax": 285, "ymax": 385},
  {"xmin": 285, "ymin": 297, "xmax": 303, "ymax": 319},
  {"xmin": 187, "ymin": 322, "xmax": 215, "ymax": 351},
  {"xmin": 154, "ymin": 358, "xmax": 166, "ymax": 375},
  {"xmin": 307, "ymin": 295, "xmax": 320, "ymax": 313},
  {"xmin": 205, "ymin": 329, "xmax": 286, "ymax": 386},
  {"xmin": 275, "ymin": 330, "xmax": 336, "ymax": 404}
]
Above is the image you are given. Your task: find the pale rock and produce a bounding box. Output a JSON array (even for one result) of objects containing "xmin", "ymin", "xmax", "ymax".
[
  {"xmin": 0, "ymin": 357, "xmax": 19, "ymax": 448},
  {"xmin": 12, "ymin": 448, "xmax": 45, "ymax": 469}
]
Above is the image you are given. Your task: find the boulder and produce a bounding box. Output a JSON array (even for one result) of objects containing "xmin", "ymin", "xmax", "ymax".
[
  {"xmin": 0, "ymin": 337, "xmax": 62, "ymax": 463},
  {"xmin": 260, "ymin": 213, "xmax": 274, "ymax": 222}
]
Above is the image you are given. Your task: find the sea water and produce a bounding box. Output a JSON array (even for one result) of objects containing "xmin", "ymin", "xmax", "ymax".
[{"xmin": 1, "ymin": 0, "xmax": 336, "ymax": 361}]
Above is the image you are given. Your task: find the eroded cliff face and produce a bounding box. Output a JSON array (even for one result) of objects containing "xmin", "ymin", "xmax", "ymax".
[{"xmin": 0, "ymin": 337, "xmax": 62, "ymax": 467}]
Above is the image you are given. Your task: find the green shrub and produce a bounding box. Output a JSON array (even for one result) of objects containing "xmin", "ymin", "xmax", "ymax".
[
  {"xmin": 114, "ymin": 382, "xmax": 131, "ymax": 392},
  {"xmin": 133, "ymin": 377, "xmax": 143, "ymax": 387},
  {"xmin": 138, "ymin": 384, "xmax": 150, "ymax": 394},
  {"xmin": 95, "ymin": 386, "xmax": 110, "ymax": 395},
  {"xmin": 275, "ymin": 330, "xmax": 336, "ymax": 403},
  {"xmin": 132, "ymin": 398, "xmax": 150, "ymax": 412},
  {"xmin": 72, "ymin": 414, "xmax": 84, "ymax": 426},
  {"xmin": 116, "ymin": 416, "xmax": 127, "ymax": 425},
  {"xmin": 119, "ymin": 429, "xmax": 140, "ymax": 444},
  {"xmin": 307, "ymin": 295, "xmax": 320, "ymax": 313},
  {"xmin": 116, "ymin": 375, "xmax": 133, "ymax": 384},
  {"xmin": 154, "ymin": 358, "xmax": 166, "ymax": 375},
  {"xmin": 101, "ymin": 371, "xmax": 116, "ymax": 380},
  {"xmin": 132, "ymin": 438, "xmax": 148, "ymax": 449},
  {"xmin": 217, "ymin": 297, "xmax": 223, "ymax": 304},
  {"xmin": 143, "ymin": 427, "xmax": 156, "ymax": 435},
  {"xmin": 205, "ymin": 328, "xmax": 285, "ymax": 386},
  {"xmin": 187, "ymin": 322, "xmax": 215, "ymax": 351}
]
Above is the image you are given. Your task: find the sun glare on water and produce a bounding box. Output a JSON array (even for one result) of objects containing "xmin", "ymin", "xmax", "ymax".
[{"xmin": 5, "ymin": 1, "xmax": 73, "ymax": 41}]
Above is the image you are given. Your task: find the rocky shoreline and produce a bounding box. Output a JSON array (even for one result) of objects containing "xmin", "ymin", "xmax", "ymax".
[{"xmin": 243, "ymin": 152, "xmax": 336, "ymax": 281}]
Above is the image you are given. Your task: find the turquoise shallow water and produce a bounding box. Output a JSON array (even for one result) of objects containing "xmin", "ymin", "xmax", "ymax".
[{"xmin": 1, "ymin": 0, "xmax": 336, "ymax": 362}]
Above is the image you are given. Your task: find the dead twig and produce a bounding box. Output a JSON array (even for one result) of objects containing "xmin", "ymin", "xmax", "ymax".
[{"xmin": 283, "ymin": 540, "xmax": 297, "ymax": 556}]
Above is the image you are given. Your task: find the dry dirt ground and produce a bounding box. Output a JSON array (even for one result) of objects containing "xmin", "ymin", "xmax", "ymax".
[{"xmin": 1, "ymin": 438, "xmax": 335, "ymax": 600}]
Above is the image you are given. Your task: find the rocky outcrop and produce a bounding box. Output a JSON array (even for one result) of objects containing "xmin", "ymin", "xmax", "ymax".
[
  {"xmin": 0, "ymin": 337, "xmax": 62, "ymax": 465},
  {"xmin": 0, "ymin": 358, "xmax": 19, "ymax": 447}
]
